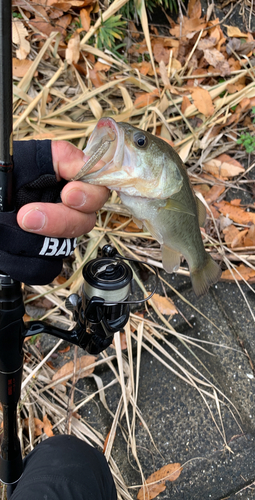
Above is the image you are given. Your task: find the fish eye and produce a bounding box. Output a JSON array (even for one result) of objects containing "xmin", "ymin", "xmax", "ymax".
[{"xmin": 133, "ymin": 132, "xmax": 148, "ymax": 148}]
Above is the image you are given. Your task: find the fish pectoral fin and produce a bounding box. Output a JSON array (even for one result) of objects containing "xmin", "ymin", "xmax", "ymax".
[
  {"xmin": 162, "ymin": 245, "xmax": 181, "ymax": 273},
  {"xmin": 144, "ymin": 221, "xmax": 164, "ymax": 244},
  {"xmin": 132, "ymin": 216, "xmax": 143, "ymax": 229},
  {"xmin": 195, "ymin": 194, "xmax": 207, "ymax": 227},
  {"xmin": 161, "ymin": 199, "xmax": 196, "ymax": 216}
]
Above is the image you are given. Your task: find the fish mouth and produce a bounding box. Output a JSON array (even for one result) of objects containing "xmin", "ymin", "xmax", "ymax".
[{"xmin": 82, "ymin": 118, "xmax": 125, "ymax": 180}]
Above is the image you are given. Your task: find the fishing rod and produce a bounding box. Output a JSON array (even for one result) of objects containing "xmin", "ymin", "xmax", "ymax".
[
  {"xmin": 0, "ymin": 0, "xmax": 24, "ymax": 487},
  {"xmin": 0, "ymin": 2, "xmax": 158, "ymax": 493}
]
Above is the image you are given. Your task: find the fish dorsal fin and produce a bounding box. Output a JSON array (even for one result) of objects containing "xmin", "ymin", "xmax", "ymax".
[
  {"xmin": 162, "ymin": 245, "xmax": 181, "ymax": 273},
  {"xmin": 162, "ymin": 198, "xmax": 195, "ymax": 217},
  {"xmin": 195, "ymin": 194, "xmax": 207, "ymax": 227}
]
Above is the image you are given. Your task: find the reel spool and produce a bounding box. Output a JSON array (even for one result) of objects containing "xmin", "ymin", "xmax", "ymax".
[{"xmin": 82, "ymin": 253, "xmax": 133, "ymax": 336}]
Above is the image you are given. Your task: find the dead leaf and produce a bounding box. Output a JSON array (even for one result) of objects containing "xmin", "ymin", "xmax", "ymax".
[
  {"xmin": 13, "ymin": 58, "xmax": 38, "ymax": 78},
  {"xmin": 223, "ymin": 224, "xmax": 240, "ymax": 246},
  {"xmin": 181, "ymin": 95, "xmax": 192, "ymax": 114},
  {"xmin": 131, "ymin": 61, "xmax": 150, "ymax": 75},
  {"xmin": 197, "ymin": 36, "xmax": 217, "ymax": 51},
  {"xmin": 128, "ymin": 21, "xmax": 140, "ymax": 39},
  {"xmin": 221, "ymin": 264, "xmax": 255, "ymax": 282},
  {"xmin": 43, "ymin": 415, "xmax": 54, "ymax": 437},
  {"xmin": 215, "ymin": 201, "xmax": 255, "ymax": 225},
  {"xmin": 134, "ymin": 90, "xmax": 159, "ymax": 109},
  {"xmin": 203, "ymin": 48, "xmax": 230, "ymax": 76},
  {"xmin": 137, "ymin": 463, "xmax": 182, "ymax": 500},
  {"xmin": 152, "ymin": 294, "xmax": 177, "ymax": 316},
  {"xmin": 204, "ymin": 185, "xmax": 225, "ymax": 204},
  {"xmin": 194, "ymin": 184, "xmax": 210, "ymax": 196},
  {"xmin": 66, "ymin": 31, "xmax": 80, "ymax": 64},
  {"xmin": 230, "ymin": 229, "xmax": 248, "ymax": 248},
  {"xmin": 243, "ymin": 225, "xmax": 255, "ymax": 247},
  {"xmin": 187, "ymin": 0, "xmax": 202, "ymax": 19},
  {"xmin": 52, "ymin": 275, "xmax": 67, "ymax": 285},
  {"xmin": 153, "ymin": 42, "xmax": 170, "ymax": 64},
  {"xmin": 80, "ymin": 7, "xmax": 92, "ymax": 32},
  {"xmin": 52, "ymin": 355, "xmax": 96, "ymax": 384},
  {"xmin": 186, "ymin": 68, "xmax": 208, "ymax": 87},
  {"xmin": 94, "ymin": 61, "xmax": 111, "ymax": 72},
  {"xmin": 225, "ymin": 26, "xmax": 249, "ymax": 38},
  {"xmin": 203, "ymin": 154, "xmax": 244, "ymax": 178},
  {"xmin": 170, "ymin": 17, "xmax": 207, "ymax": 38},
  {"xmin": 191, "ymin": 87, "xmax": 214, "ymax": 117},
  {"xmin": 159, "ymin": 61, "xmax": 170, "ymax": 88},
  {"xmin": 89, "ymin": 68, "xmax": 105, "ymax": 87},
  {"xmin": 23, "ymin": 417, "xmax": 44, "ymax": 437},
  {"xmin": 12, "ymin": 20, "xmax": 30, "ymax": 60},
  {"xmin": 58, "ymin": 345, "xmax": 71, "ymax": 354}
]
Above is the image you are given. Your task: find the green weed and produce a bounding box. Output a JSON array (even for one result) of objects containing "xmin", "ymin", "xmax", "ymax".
[{"xmin": 237, "ymin": 133, "xmax": 255, "ymax": 154}]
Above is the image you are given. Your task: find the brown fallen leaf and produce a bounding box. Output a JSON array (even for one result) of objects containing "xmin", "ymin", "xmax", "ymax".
[
  {"xmin": 203, "ymin": 154, "xmax": 244, "ymax": 179},
  {"xmin": 23, "ymin": 417, "xmax": 44, "ymax": 437},
  {"xmin": 221, "ymin": 264, "xmax": 255, "ymax": 282},
  {"xmin": 131, "ymin": 61, "xmax": 154, "ymax": 76},
  {"xmin": 191, "ymin": 87, "xmax": 214, "ymax": 117},
  {"xmin": 203, "ymin": 48, "xmax": 230, "ymax": 76},
  {"xmin": 134, "ymin": 90, "xmax": 159, "ymax": 109},
  {"xmin": 231, "ymin": 229, "xmax": 249, "ymax": 249},
  {"xmin": 223, "ymin": 224, "xmax": 255, "ymax": 249},
  {"xmin": 243, "ymin": 225, "xmax": 255, "ymax": 247},
  {"xmin": 225, "ymin": 26, "xmax": 249, "ymax": 38},
  {"xmin": 80, "ymin": 7, "xmax": 92, "ymax": 32},
  {"xmin": 204, "ymin": 185, "xmax": 225, "ymax": 204},
  {"xmin": 52, "ymin": 355, "xmax": 96, "ymax": 384},
  {"xmin": 89, "ymin": 68, "xmax": 106, "ymax": 87},
  {"xmin": 12, "ymin": 20, "xmax": 30, "ymax": 60},
  {"xmin": 181, "ymin": 95, "xmax": 192, "ymax": 114},
  {"xmin": 128, "ymin": 21, "xmax": 140, "ymax": 39},
  {"xmin": 187, "ymin": 0, "xmax": 202, "ymax": 19},
  {"xmin": 215, "ymin": 201, "xmax": 255, "ymax": 225},
  {"xmin": 197, "ymin": 36, "xmax": 217, "ymax": 51},
  {"xmin": 94, "ymin": 61, "xmax": 111, "ymax": 72},
  {"xmin": 153, "ymin": 42, "xmax": 170, "ymax": 65},
  {"xmin": 13, "ymin": 58, "xmax": 38, "ymax": 78},
  {"xmin": 194, "ymin": 184, "xmax": 210, "ymax": 197},
  {"xmin": 58, "ymin": 345, "xmax": 71, "ymax": 354},
  {"xmin": 151, "ymin": 294, "xmax": 177, "ymax": 316},
  {"xmin": 43, "ymin": 415, "xmax": 54, "ymax": 437},
  {"xmin": 66, "ymin": 31, "xmax": 80, "ymax": 64},
  {"xmin": 222, "ymin": 224, "xmax": 240, "ymax": 246},
  {"xmin": 137, "ymin": 463, "xmax": 182, "ymax": 500}
]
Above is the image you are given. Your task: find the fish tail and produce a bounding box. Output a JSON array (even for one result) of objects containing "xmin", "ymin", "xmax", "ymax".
[{"xmin": 190, "ymin": 254, "xmax": 221, "ymax": 298}]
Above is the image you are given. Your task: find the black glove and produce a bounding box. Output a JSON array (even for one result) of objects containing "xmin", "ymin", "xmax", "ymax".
[{"xmin": 0, "ymin": 140, "xmax": 76, "ymax": 285}]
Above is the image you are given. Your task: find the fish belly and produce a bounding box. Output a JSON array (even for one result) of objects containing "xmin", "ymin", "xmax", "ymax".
[{"xmin": 119, "ymin": 193, "xmax": 206, "ymax": 270}]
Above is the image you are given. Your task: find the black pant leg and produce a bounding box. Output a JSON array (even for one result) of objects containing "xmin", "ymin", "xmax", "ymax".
[{"xmin": 9, "ymin": 435, "xmax": 117, "ymax": 500}]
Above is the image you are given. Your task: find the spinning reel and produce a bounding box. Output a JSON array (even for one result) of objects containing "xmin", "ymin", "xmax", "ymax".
[{"xmin": 24, "ymin": 245, "xmax": 158, "ymax": 355}]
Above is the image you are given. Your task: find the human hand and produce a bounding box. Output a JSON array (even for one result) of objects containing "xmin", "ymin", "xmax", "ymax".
[{"xmin": 17, "ymin": 141, "xmax": 109, "ymax": 238}]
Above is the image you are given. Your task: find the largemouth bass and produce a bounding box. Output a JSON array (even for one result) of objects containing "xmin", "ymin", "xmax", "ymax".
[{"xmin": 76, "ymin": 117, "xmax": 221, "ymax": 298}]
